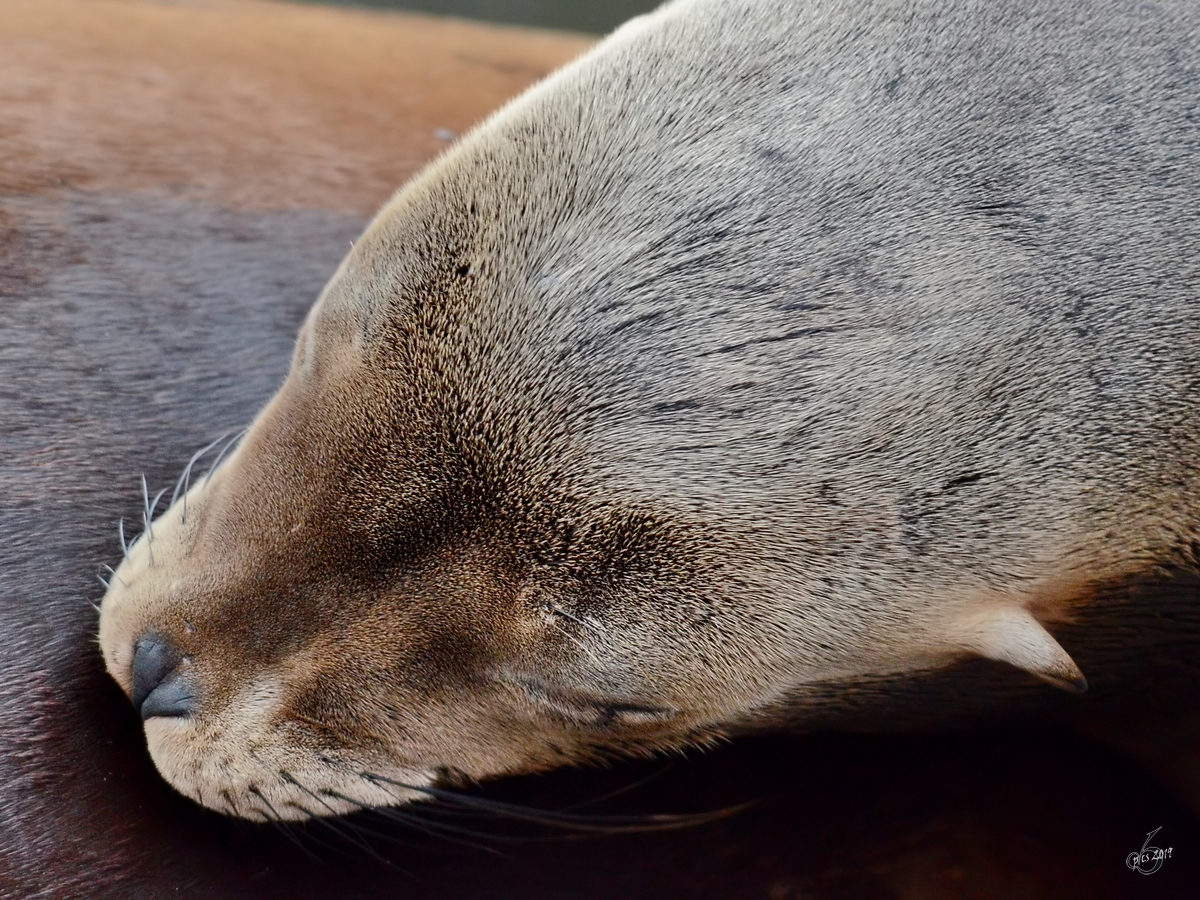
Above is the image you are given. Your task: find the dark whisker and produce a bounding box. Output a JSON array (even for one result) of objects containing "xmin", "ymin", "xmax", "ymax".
[
  {"xmin": 312, "ymin": 808, "xmax": 426, "ymax": 853},
  {"xmin": 279, "ymin": 801, "xmax": 350, "ymax": 856},
  {"xmin": 373, "ymin": 809, "xmax": 512, "ymax": 853},
  {"xmin": 247, "ymin": 752, "xmax": 405, "ymax": 862},
  {"xmin": 304, "ymin": 814, "xmax": 398, "ymax": 864},
  {"xmin": 323, "ymin": 789, "xmax": 505, "ymax": 855},
  {"xmin": 274, "ymin": 769, "xmax": 357, "ymax": 825},
  {"xmin": 559, "ymin": 763, "xmax": 677, "ymax": 812},
  {"xmin": 360, "ymin": 772, "xmax": 747, "ymax": 834},
  {"xmin": 279, "ymin": 774, "xmax": 408, "ymax": 866},
  {"xmin": 219, "ymin": 788, "xmax": 239, "ymax": 817},
  {"xmin": 278, "ymin": 771, "xmax": 339, "ymax": 815},
  {"xmin": 248, "ymin": 785, "xmax": 320, "ymax": 861}
]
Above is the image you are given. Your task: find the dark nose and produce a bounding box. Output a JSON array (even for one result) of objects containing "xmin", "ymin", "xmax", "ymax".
[{"xmin": 130, "ymin": 635, "xmax": 196, "ymax": 720}]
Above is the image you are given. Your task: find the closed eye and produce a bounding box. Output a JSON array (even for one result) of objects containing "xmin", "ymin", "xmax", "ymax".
[{"xmin": 506, "ymin": 675, "xmax": 677, "ymax": 729}]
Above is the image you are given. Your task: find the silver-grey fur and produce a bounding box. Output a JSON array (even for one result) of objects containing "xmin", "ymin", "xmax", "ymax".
[{"xmin": 99, "ymin": 0, "xmax": 1200, "ymax": 820}]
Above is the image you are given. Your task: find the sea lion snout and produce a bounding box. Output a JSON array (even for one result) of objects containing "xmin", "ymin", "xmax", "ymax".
[{"xmin": 96, "ymin": 365, "xmax": 745, "ymax": 820}]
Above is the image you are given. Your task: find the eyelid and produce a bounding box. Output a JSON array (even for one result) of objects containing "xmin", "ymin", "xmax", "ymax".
[{"xmin": 506, "ymin": 675, "xmax": 676, "ymax": 729}]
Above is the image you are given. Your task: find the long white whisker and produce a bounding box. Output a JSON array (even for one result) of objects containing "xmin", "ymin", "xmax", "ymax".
[
  {"xmin": 203, "ymin": 428, "xmax": 247, "ymax": 483},
  {"xmin": 140, "ymin": 475, "xmax": 155, "ymax": 566},
  {"xmin": 172, "ymin": 432, "xmax": 228, "ymax": 523},
  {"xmin": 140, "ymin": 474, "xmax": 153, "ymax": 543},
  {"xmin": 548, "ymin": 603, "xmax": 607, "ymax": 637},
  {"xmin": 546, "ymin": 618, "xmax": 602, "ymax": 666}
]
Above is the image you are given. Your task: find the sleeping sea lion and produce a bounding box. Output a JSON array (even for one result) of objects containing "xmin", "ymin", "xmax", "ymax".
[{"xmin": 98, "ymin": 0, "xmax": 1200, "ymax": 821}]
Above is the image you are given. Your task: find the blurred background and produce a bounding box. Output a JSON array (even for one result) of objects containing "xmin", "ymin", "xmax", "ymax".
[{"xmin": 316, "ymin": 0, "xmax": 659, "ymax": 33}]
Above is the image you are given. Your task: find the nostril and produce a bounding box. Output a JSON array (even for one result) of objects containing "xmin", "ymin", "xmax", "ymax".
[
  {"xmin": 131, "ymin": 635, "xmax": 195, "ymax": 720},
  {"xmin": 130, "ymin": 635, "xmax": 180, "ymax": 709},
  {"xmin": 140, "ymin": 674, "xmax": 196, "ymax": 720}
]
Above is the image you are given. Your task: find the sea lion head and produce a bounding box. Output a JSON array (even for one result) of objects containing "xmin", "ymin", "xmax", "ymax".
[
  {"xmin": 96, "ymin": 134, "xmax": 758, "ymax": 821},
  {"xmin": 97, "ymin": 0, "xmax": 1106, "ymax": 820}
]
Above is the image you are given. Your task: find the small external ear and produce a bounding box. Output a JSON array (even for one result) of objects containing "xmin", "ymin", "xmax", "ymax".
[{"xmin": 954, "ymin": 606, "xmax": 1088, "ymax": 694}]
